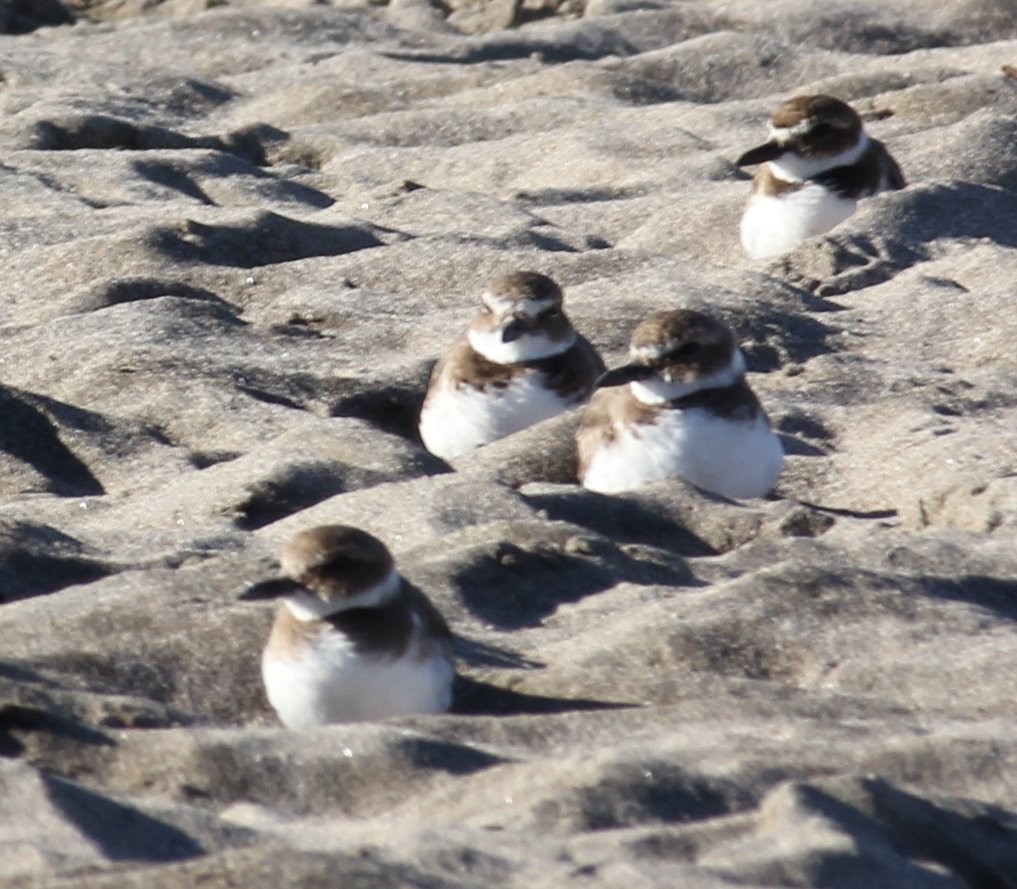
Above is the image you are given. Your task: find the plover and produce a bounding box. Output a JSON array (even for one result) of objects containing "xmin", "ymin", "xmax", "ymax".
[
  {"xmin": 419, "ymin": 270, "xmax": 605, "ymax": 460},
  {"xmin": 241, "ymin": 525, "xmax": 454, "ymax": 728},
  {"xmin": 737, "ymin": 94, "xmax": 905, "ymax": 259},
  {"xmin": 577, "ymin": 309, "xmax": 783, "ymax": 499}
]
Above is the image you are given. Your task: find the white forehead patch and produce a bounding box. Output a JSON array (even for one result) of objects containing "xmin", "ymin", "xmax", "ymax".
[
  {"xmin": 480, "ymin": 291, "xmax": 516, "ymax": 315},
  {"xmin": 629, "ymin": 349, "xmax": 746, "ymax": 405},
  {"xmin": 481, "ymin": 291, "xmax": 556, "ymax": 318},
  {"xmin": 768, "ymin": 119, "xmax": 814, "ymax": 144},
  {"xmin": 630, "ymin": 341, "xmax": 676, "ymax": 363}
]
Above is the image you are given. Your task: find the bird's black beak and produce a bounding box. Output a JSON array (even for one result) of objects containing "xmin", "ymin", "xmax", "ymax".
[
  {"xmin": 736, "ymin": 141, "xmax": 787, "ymax": 166},
  {"xmin": 595, "ymin": 363, "xmax": 655, "ymax": 390},
  {"xmin": 501, "ymin": 318, "xmax": 527, "ymax": 343},
  {"xmin": 239, "ymin": 577, "xmax": 301, "ymax": 601}
]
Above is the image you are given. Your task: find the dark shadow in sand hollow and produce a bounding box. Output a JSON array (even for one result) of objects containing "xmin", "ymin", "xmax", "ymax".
[
  {"xmin": 32, "ymin": 113, "xmax": 290, "ymax": 168},
  {"xmin": 43, "ymin": 774, "xmax": 205, "ymax": 863},
  {"xmin": 794, "ymin": 184, "xmax": 1017, "ymax": 298},
  {"xmin": 0, "ymin": 516, "xmax": 113, "ymax": 603},
  {"xmin": 134, "ymin": 158, "xmax": 217, "ymax": 204},
  {"xmin": 911, "ymin": 575, "xmax": 1017, "ymax": 623},
  {"xmin": 452, "ymin": 540, "xmax": 694, "ymax": 630},
  {"xmin": 859, "ymin": 777, "xmax": 1017, "ymax": 889},
  {"xmin": 1, "ymin": 0, "xmax": 72, "ymax": 33},
  {"xmin": 148, "ymin": 211, "xmax": 384, "ymax": 268},
  {"xmin": 793, "ymin": 779, "xmax": 1017, "ymax": 889},
  {"xmin": 0, "ymin": 661, "xmax": 116, "ymax": 758},
  {"xmin": 0, "ymin": 387, "xmax": 104, "ymax": 497},
  {"xmin": 741, "ymin": 309, "xmax": 840, "ymax": 370},
  {"xmin": 896, "ymin": 183, "xmax": 1017, "ymax": 242},
  {"xmin": 74, "ymin": 278, "xmax": 229, "ymax": 314},
  {"xmin": 35, "ymin": 115, "xmax": 211, "ymax": 152},
  {"xmin": 0, "ymin": 702, "xmax": 115, "ymax": 759},
  {"xmin": 330, "ymin": 380, "xmax": 434, "ymax": 443},
  {"xmin": 25, "ymin": 652, "xmax": 179, "ymax": 709},
  {"xmin": 133, "ymin": 156, "xmax": 334, "ymax": 209},
  {"xmin": 0, "ymin": 547, "xmax": 111, "ymax": 604},
  {"xmin": 392, "ymin": 735, "xmax": 508, "ymax": 774},
  {"xmin": 379, "ymin": 30, "xmax": 636, "ymax": 66},
  {"xmin": 0, "ymin": 661, "xmax": 59, "ymax": 684},
  {"xmin": 232, "ymin": 464, "xmax": 382, "ymax": 531},
  {"xmin": 521, "ymin": 488, "xmax": 717, "ymax": 558},
  {"xmin": 776, "ymin": 411, "xmax": 835, "ymax": 444}
]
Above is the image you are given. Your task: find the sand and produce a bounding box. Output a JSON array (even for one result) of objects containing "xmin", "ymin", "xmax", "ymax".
[{"xmin": 1, "ymin": 0, "xmax": 1016, "ymax": 886}]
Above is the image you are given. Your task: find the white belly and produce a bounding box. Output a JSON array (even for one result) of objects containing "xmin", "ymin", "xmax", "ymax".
[
  {"xmin": 420, "ymin": 375, "xmax": 573, "ymax": 460},
  {"xmin": 581, "ymin": 408, "xmax": 784, "ymax": 500},
  {"xmin": 262, "ymin": 631, "xmax": 454, "ymax": 728},
  {"xmin": 740, "ymin": 184, "xmax": 856, "ymax": 259}
]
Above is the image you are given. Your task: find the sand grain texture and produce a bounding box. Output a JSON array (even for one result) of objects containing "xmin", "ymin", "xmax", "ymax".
[{"xmin": 1, "ymin": 1, "xmax": 1017, "ymax": 886}]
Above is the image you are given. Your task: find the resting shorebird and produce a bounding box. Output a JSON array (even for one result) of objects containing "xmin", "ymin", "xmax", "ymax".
[
  {"xmin": 241, "ymin": 525, "xmax": 454, "ymax": 728},
  {"xmin": 737, "ymin": 94, "xmax": 905, "ymax": 259},
  {"xmin": 419, "ymin": 270, "xmax": 604, "ymax": 460},
  {"xmin": 577, "ymin": 309, "xmax": 783, "ymax": 499}
]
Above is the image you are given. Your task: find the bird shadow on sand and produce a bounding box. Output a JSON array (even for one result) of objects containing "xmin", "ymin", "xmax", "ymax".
[
  {"xmin": 778, "ymin": 433, "xmax": 828, "ymax": 457},
  {"xmin": 452, "ymin": 637, "xmax": 544, "ymax": 670},
  {"xmin": 453, "ymin": 676, "xmax": 633, "ymax": 717}
]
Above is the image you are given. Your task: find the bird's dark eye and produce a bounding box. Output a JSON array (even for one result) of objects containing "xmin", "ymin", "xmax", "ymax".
[
  {"xmin": 539, "ymin": 306, "xmax": 562, "ymax": 320},
  {"xmin": 670, "ymin": 341, "xmax": 702, "ymax": 360},
  {"xmin": 321, "ymin": 554, "xmax": 356, "ymax": 573},
  {"xmin": 809, "ymin": 123, "xmax": 832, "ymax": 139}
]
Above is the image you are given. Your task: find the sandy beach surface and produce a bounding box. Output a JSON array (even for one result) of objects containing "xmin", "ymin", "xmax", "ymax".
[{"xmin": 1, "ymin": 0, "xmax": 1016, "ymax": 886}]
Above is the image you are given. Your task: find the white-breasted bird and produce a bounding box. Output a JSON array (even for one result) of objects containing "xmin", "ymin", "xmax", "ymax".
[
  {"xmin": 577, "ymin": 309, "xmax": 783, "ymax": 499},
  {"xmin": 419, "ymin": 270, "xmax": 604, "ymax": 460},
  {"xmin": 241, "ymin": 525, "xmax": 454, "ymax": 728},
  {"xmin": 737, "ymin": 94, "xmax": 905, "ymax": 259}
]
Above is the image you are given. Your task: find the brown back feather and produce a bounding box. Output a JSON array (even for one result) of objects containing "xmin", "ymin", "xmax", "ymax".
[
  {"xmin": 269, "ymin": 581, "xmax": 451, "ymax": 663},
  {"xmin": 430, "ymin": 337, "xmax": 605, "ymax": 401}
]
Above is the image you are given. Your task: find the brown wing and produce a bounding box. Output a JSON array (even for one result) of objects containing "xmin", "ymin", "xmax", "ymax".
[
  {"xmin": 327, "ymin": 594, "xmax": 414, "ymax": 659},
  {"xmin": 752, "ymin": 164, "xmax": 802, "ymax": 197},
  {"xmin": 572, "ymin": 335, "xmax": 608, "ymax": 393},
  {"xmin": 670, "ymin": 378, "xmax": 766, "ymax": 423},
  {"xmin": 424, "ymin": 339, "xmax": 517, "ymax": 404},
  {"xmin": 327, "ymin": 580, "xmax": 451, "ymax": 661},
  {"xmin": 576, "ymin": 387, "xmax": 660, "ymax": 480},
  {"xmin": 534, "ymin": 335, "xmax": 607, "ymax": 404},
  {"xmin": 403, "ymin": 582, "xmax": 451, "ymax": 640},
  {"xmin": 403, "ymin": 582, "xmax": 454, "ymax": 662},
  {"xmin": 874, "ymin": 138, "xmax": 906, "ymax": 191},
  {"xmin": 812, "ymin": 138, "xmax": 905, "ymax": 199}
]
